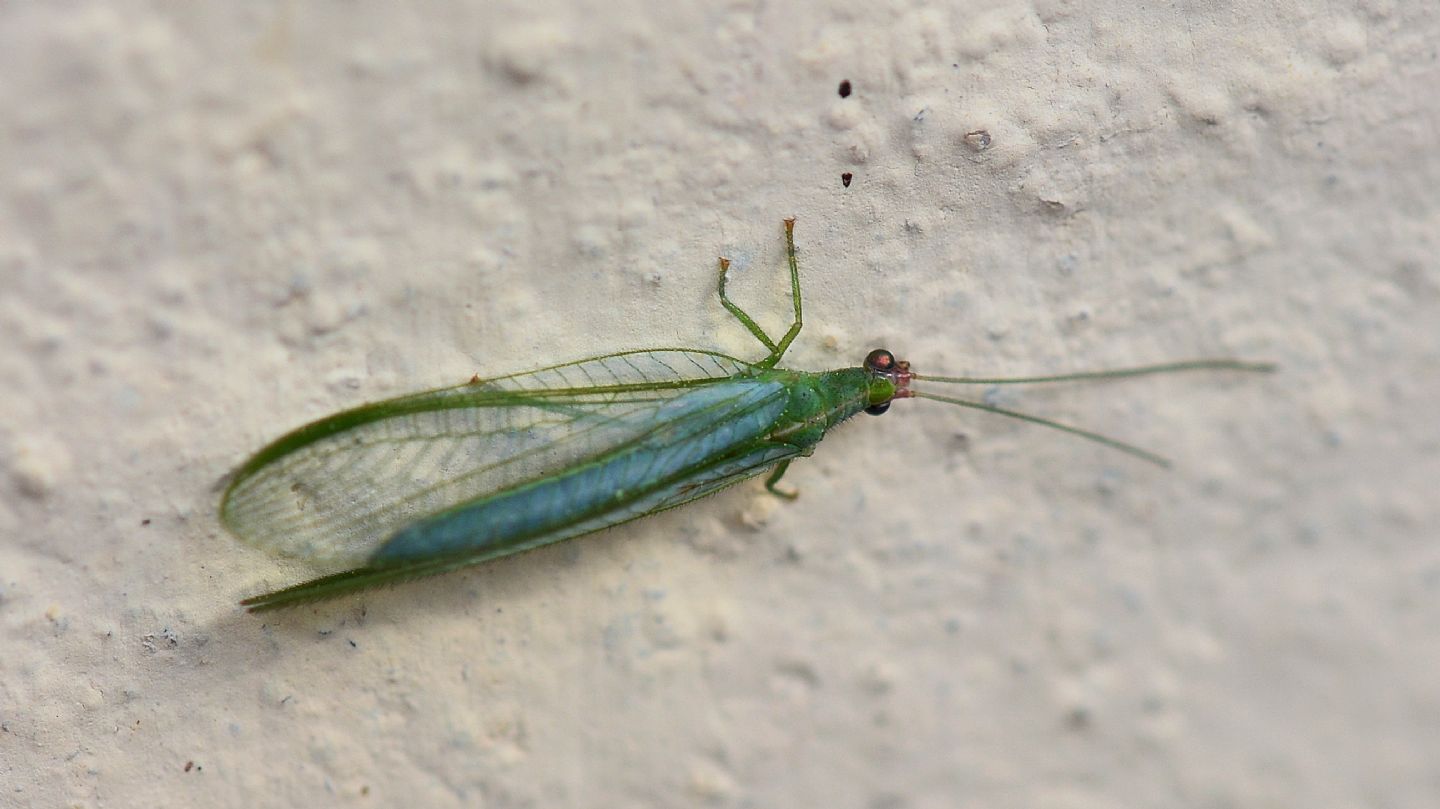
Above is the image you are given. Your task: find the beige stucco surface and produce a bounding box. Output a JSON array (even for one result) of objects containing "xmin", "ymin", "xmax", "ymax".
[{"xmin": 2, "ymin": 3, "xmax": 1437, "ymax": 807}]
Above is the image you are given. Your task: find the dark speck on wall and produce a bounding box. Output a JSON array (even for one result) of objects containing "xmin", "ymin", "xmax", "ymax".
[{"xmin": 838, "ymin": 79, "xmax": 852, "ymax": 98}]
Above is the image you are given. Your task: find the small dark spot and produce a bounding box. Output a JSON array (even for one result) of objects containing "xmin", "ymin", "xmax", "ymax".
[
  {"xmin": 184, "ymin": 761, "xmax": 194, "ymax": 772},
  {"xmin": 838, "ymin": 79, "xmax": 852, "ymax": 98},
  {"xmin": 841, "ymin": 172, "xmax": 853, "ymax": 188},
  {"xmin": 361, "ymin": 786, "xmax": 370, "ymax": 796},
  {"xmin": 141, "ymin": 518, "xmax": 151, "ymax": 526},
  {"xmin": 963, "ymin": 129, "xmax": 992, "ymax": 151},
  {"xmin": 348, "ymin": 639, "xmax": 357, "ymax": 648}
]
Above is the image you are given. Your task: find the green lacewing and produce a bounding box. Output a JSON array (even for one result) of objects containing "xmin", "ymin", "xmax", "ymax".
[{"xmin": 221, "ymin": 219, "xmax": 1272, "ymax": 611}]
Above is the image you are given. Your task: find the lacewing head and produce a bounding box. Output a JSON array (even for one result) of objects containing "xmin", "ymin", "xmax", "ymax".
[{"xmin": 860, "ymin": 348, "xmax": 914, "ymax": 416}]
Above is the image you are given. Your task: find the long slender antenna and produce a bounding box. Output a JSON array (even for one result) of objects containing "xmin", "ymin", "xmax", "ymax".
[
  {"xmin": 914, "ymin": 359, "xmax": 1275, "ymax": 385},
  {"xmin": 911, "ymin": 391, "xmax": 1172, "ymax": 467}
]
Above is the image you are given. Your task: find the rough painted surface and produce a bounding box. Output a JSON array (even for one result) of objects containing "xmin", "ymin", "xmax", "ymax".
[{"xmin": 2, "ymin": 2, "xmax": 1436, "ymax": 807}]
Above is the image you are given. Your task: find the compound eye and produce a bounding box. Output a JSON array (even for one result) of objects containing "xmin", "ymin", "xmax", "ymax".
[
  {"xmin": 864, "ymin": 349, "xmax": 895, "ymax": 372},
  {"xmin": 864, "ymin": 402, "xmax": 891, "ymax": 416}
]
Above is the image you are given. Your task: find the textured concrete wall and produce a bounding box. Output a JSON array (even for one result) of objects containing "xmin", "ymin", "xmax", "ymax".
[{"xmin": 2, "ymin": 2, "xmax": 1436, "ymax": 807}]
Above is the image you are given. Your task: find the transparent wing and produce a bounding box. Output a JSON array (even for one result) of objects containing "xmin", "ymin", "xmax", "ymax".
[{"xmin": 220, "ymin": 349, "xmax": 760, "ymax": 567}]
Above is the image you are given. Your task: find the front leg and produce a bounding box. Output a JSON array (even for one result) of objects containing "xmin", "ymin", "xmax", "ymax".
[
  {"xmin": 764, "ymin": 460, "xmax": 799, "ymax": 500},
  {"xmin": 715, "ymin": 219, "xmax": 807, "ymax": 369}
]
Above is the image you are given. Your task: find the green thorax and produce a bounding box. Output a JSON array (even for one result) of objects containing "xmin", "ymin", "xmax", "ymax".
[{"xmin": 753, "ymin": 367, "xmax": 873, "ymax": 450}]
